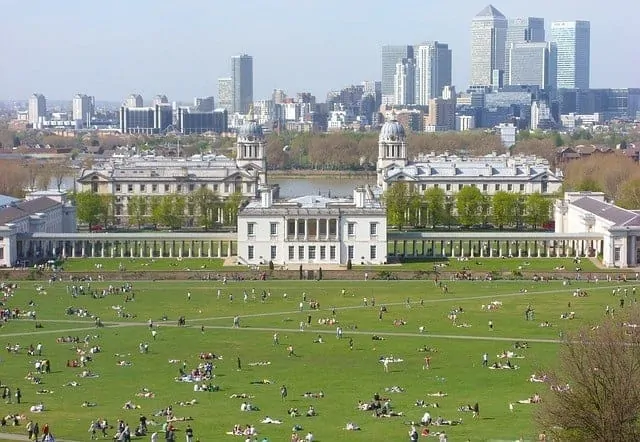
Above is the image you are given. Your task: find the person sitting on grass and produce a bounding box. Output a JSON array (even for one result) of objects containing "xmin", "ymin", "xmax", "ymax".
[
  {"xmin": 288, "ymin": 408, "xmax": 299, "ymax": 417},
  {"xmin": 305, "ymin": 405, "xmax": 316, "ymax": 417},
  {"xmin": 240, "ymin": 402, "xmax": 259, "ymax": 412},
  {"xmin": 81, "ymin": 401, "xmax": 97, "ymax": 407},
  {"xmin": 345, "ymin": 422, "xmax": 360, "ymax": 431},
  {"xmin": 302, "ymin": 391, "xmax": 324, "ymax": 398},
  {"xmin": 415, "ymin": 400, "xmax": 439, "ymax": 408},
  {"xmin": 229, "ymin": 393, "xmax": 254, "ymax": 399},
  {"xmin": 123, "ymin": 401, "xmax": 140, "ymax": 409}
]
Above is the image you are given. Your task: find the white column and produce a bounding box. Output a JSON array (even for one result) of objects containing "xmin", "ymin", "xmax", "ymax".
[
  {"xmin": 120, "ymin": 243, "xmax": 125, "ymax": 258},
  {"xmin": 304, "ymin": 219, "xmax": 308, "ymax": 241},
  {"xmin": 169, "ymin": 242, "xmax": 173, "ymax": 258},
  {"xmin": 188, "ymin": 242, "xmax": 193, "ymax": 258},
  {"xmin": 178, "ymin": 244, "xmax": 183, "ymax": 258},
  {"xmin": 227, "ymin": 240, "xmax": 232, "ymax": 257},
  {"xmin": 294, "ymin": 219, "xmax": 298, "ymax": 239},
  {"xmin": 139, "ymin": 241, "xmax": 144, "ymax": 258},
  {"xmin": 218, "ymin": 241, "xmax": 223, "ymax": 258},
  {"xmin": 198, "ymin": 242, "xmax": 203, "ymax": 258},
  {"xmin": 208, "ymin": 241, "xmax": 212, "ymax": 258},
  {"xmin": 101, "ymin": 242, "xmax": 105, "ymax": 258}
]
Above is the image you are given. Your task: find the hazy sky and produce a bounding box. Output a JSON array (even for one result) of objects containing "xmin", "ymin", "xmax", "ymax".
[{"xmin": 1, "ymin": 0, "xmax": 638, "ymax": 102}]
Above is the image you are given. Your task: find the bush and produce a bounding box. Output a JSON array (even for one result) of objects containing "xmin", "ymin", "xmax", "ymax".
[
  {"xmin": 346, "ymin": 259, "xmax": 352, "ymax": 270},
  {"xmin": 268, "ymin": 260, "xmax": 274, "ymax": 271}
]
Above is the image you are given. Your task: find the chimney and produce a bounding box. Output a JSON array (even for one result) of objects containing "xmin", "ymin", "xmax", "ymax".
[
  {"xmin": 354, "ymin": 186, "xmax": 366, "ymax": 208},
  {"xmin": 260, "ymin": 186, "xmax": 272, "ymax": 208}
]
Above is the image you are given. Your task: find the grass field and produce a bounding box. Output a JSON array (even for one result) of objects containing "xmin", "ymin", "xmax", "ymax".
[
  {"xmin": 0, "ymin": 278, "xmax": 632, "ymax": 441},
  {"xmin": 58, "ymin": 258, "xmax": 227, "ymax": 273}
]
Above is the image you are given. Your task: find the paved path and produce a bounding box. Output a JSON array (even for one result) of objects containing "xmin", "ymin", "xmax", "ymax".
[{"xmin": 0, "ymin": 433, "xmax": 79, "ymax": 442}]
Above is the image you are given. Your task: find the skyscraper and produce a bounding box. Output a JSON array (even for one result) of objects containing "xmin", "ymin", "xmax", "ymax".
[
  {"xmin": 231, "ymin": 54, "xmax": 253, "ymax": 114},
  {"xmin": 508, "ymin": 42, "xmax": 557, "ymax": 90},
  {"xmin": 550, "ymin": 21, "xmax": 591, "ymax": 89},
  {"xmin": 505, "ymin": 17, "xmax": 545, "ymax": 85},
  {"xmin": 415, "ymin": 42, "xmax": 452, "ymax": 105},
  {"xmin": 394, "ymin": 58, "xmax": 415, "ymax": 105},
  {"xmin": 125, "ymin": 94, "xmax": 143, "ymax": 108},
  {"xmin": 381, "ymin": 45, "xmax": 414, "ymax": 105},
  {"xmin": 193, "ymin": 96, "xmax": 215, "ymax": 112},
  {"xmin": 28, "ymin": 93, "xmax": 46, "ymax": 126},
  {"xmin": 470, "ymin": 5, "xmax": 507, "ymax": 87},
  {"xmin": 217, "ymin": 78, "xmax": 233, "ymax": 112},
  {"xmin": 72, "ymin": 93, "xmax": 94, "ymax": 126}
]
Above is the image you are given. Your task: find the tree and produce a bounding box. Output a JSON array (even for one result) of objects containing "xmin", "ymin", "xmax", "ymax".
[
  {"xmin": 615, "ymin": 178, "xmax": 640, "ymax": 210},
  {"xmin": 190, "ymin": 186, "xmax": 221, "ymax": 230},
  {"xmin": 492, "ymin": 191, "xmax": 518, "ymax": 229},
  {"xmin": 536, "ymin": 308, "xmax": 640, "ymax": 441},
  {"xmin": 50, "ymin": 161, "xmax": 73, "ymax": 191},
  {"xmin": 525, "ymin": 193, "xmax": 552, "ymax": 229},
  {"xmin": 455, "ymin": 186, "xmax": 483, "ymax": 226},
  {"xmin": 74, "ymin": 191, "xmax": 108, "ymax": 229},
  {"xmin": 127, "ymin": 195, "xmax": 148, "ymax": 228},
  {"xmin": 149, "ymin": 196, "xmax": 163, "ymax": 226},
  {"xmin": 422, "ymin": 187, "xmax": 445, "ymax": 228},
  {"xmin": 224, "ymin": 191, "xmax": 245, "ymax": 227},
  {"xmin": 384, "ymin": 182, "xmax": 410, "ymax": 228}
]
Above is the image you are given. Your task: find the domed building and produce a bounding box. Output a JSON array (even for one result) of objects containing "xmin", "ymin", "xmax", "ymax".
[
  {"xmin": 236, "ymin": 120, "xmax": 267, "ymax": 185},
  {"xmin": 376, "ymin": 119, "xmax": 408, "ymax": 188}
]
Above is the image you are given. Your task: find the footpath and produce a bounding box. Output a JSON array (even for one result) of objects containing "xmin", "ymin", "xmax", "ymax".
[{"xmin": 0, "ymin": 434, "xmax": 80, "ymax": 442}]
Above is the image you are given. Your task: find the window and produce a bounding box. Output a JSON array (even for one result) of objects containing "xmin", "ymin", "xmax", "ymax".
[
  {"xmin": 519, "ymin": 184, "xmax": 525, "ymax": 192},
  {"xmin": 288, "ymin": 246, "xmax": 295, "ymax": 260},
  {"xmin": 164, "ymin": 184, "xmax": 170, "ymax": 192},
  {"xmin": 270, "ymin": 222, "xmax": 278, "ymax": 236},
  {"xmin": 152, "ymin": 184, "xmax": 158, "ymax": 193},
  {"xmin": 0, "ymin": 247, "xmax": 3, "ymax": 260},
  {"xmin": 177, "ymin": 184, "xmax": 182, "ymax": 192},
  {"xmin": 482, "ymin": 184, "xmax": 488, "ymax": 192},
  {"xmin": 495, "ymin": 184, "xmax": 500, "ymax": 191},
  {"xmin": 615, "ymin": 247, "xmax": 621, "ymax": 262},
  {"xmin": 298, "ymin": 246, "xmax": 305, "ymax": 260},
  {"xmin": 470, "ymin": 183, "xmax": 476, "ymax": 188},
  {"xmin": 507, "ymin": 184, "xmax": 513, "ymax": 191},
  {"xmin": 224, "ymin": 183, "xmax": 230, "ymax": 193},
  {"xmin": 434, "ymin": 184, "xmax": 439, "ymax": 188},
  {"xmin": 458, "ymin": 184, "xmax": 464, "ymax": 190},
  {"xmin": 270, "ymin": 245, "xmax": 277, "ymax": 260},
  {"xmin": 330, "ymin": 246, "xmax": 336, "ymax": 260},
  {"xmin": 287, "ymin": 219, "xmax": 296, "ymax": 236},
  {"xmin": 115, "ymin": 184, "xmax": 121, "ymax": 192},
  {"xmin": 328, "ymin": 219, "xmax": 337, "ymax": 236},
  {"xmin": 370, "ymin": 245, "xmax": 377, "ymax": 260},
  {"xmin": 320, "ymin": 246, "xmax": 326, "ymax": 260},
  {"xmin": 308, "ymin": 246, "xmax": 316, "ymax": 259},
  {"xmin": 140, "ymin": 184, "xmax": 146, "ymax": 192},
  {"xmin": 127, "ymin": 184, "xmax": 133, "ymax": 192},
  {"xmin": 347, "ymin": 223, "xmax": 355, "ymax": 236},
  {"xmin": 370, "ymin": 223, "xmax": 377, "ymax": 236},
  {"xmin": 247, "ymin": 245, "xmax": 254, "ymax": 260},
  {"xmin": 189, "ymin": 184, "xmax": 195, "ymax": 192},
  {"xmin": 446, "ymin": 184, "xmax": 451, "ymax": 191},
  {"xmin": 348, "ymin": 245, "xmax": 354, "ymax": 260},
  {"xmin": 421, "ymin": 184, "xmax": 426, "ymax": 191},
  {"xmin": 247, "ymin": 223, "xmax": 255, "ymax": 236},
  {"xmin": 213, "ymin": 184, "xmax": 219, "ymax": 192}
]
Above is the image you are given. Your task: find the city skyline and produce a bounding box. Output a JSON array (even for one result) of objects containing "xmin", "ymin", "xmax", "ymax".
[{"xmin": 0, "ymin": 0, "xmax": 638, "ymax": 101}]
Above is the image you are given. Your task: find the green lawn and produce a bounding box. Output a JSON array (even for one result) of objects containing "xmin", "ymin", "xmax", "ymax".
[
  {"xmin": 0, "ymin": 279, "xmax": 631, "ymax": 441},
  {"xmin": 58, "ymin": 258, "xmax": 227, "ymax": 272},
  {"xmin": 370, "ymin": 257, "xmax": 600, "ymax": 273}
]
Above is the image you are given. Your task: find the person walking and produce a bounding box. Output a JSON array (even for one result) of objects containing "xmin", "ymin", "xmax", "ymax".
[
  {"xmin": 281, "ymin": 385, "xmax": 288, "ymax": 400},
  {"xmin": 383, "ymin": 358, "xmax": 389, "ymax": 373},
  {"xmin": 185, "ymin": 425, "xmax": 194, "ymax": 442},
  {"xmin": 33, "ymin": 422, "xmax": 39, "ymax": 442},
  {"xmin": 482, "ymin": 353, "xmax": 488, "ymax": 367},
  {"xmin": 26, "ymin": 421, "xmax": 33, "ymax": 440},
  {"xmin": 423, "ymin": 356, "xmax": 431, "ymax": 370},
  {"xmin": 15, "ymin": 387, "xmax": 21, "ymax": 404},
  {"xmin": 473, "ymin": 402, "xmax": 480, "ymax": 419},
  {"xmin": 349, "ymin": 338, "xmax": 353, "ymax": 350},
  {"xmin": 237, "ymin": 356, "xmax": 242, "ymax": 371},
  {"xmin": 273, "ymin": 333, "xmax": 279, "ymax": 345},
  {"xmin": 41, "ymin": 423, "xmax": 49, "ymax": 442}
]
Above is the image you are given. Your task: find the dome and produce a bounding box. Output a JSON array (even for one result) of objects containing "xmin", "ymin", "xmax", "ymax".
[
  {"xmin": 238, "ymin": 121, "xmax": 264, "ymax": 140},
  {"xmin": 379, "ymin": 120, "xmax": 406, "ymax": 142}
]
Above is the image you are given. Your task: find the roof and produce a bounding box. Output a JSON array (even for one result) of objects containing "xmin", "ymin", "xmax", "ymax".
[
  {"xmin": 240, "ymin": 193, "xmax": 384, "ymax": 216},
  {"xmin": 0, "ymin": 194, "xmax": 19, "ymax": 208},
  {"xmin": 0, "ymin": 197, "xmax": 60, "ymax": 226},
  {"xmin": 474, "ymin": 4, "xmax": 505, "ymax": 19},
  {"xmin": 571, "ymin": 197, "xmax": 640, "ymax": 226}
]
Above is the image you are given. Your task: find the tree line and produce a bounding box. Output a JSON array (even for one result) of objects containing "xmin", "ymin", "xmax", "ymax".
[
  {"xmin": 384, "ymin": 183, "xmax": 553, "ymax": 230},
  {"xmin": 73, "ymin": 187, "xmax": 243, "ymax": 230}
]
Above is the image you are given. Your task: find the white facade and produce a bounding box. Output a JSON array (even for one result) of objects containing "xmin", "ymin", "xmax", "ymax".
[
  {"xmin": 377, "ymin": 119, "xmax": 561, "ymax": 195},
  {"xmin": 327, "ymin": 110, "xmax": 355, "ymax": 131},
  {"xmin": 0, "ymin": 191, "xmax": 77, "ymax": 267},
  {"xmin": 394, "ymin": 59, "xmax": 415, "ymax": 106},
  {"xmin": 508, "ymin": 42, "xmax": 556, "ymax": 89},
  {"xmin": 550, "ymin": 21, "xmax": 590, "ymax": 89},
  {"xmin": 531, "ymin": 101, "xmax": 552, "ymax": 130},
  {"xmin": 238, "ymin": 186, "xmax": 387, "ymax": 266},
  {"xmin": 555, "ymin": 192, "xmax": 640, "ymax": 268},
  {"xmin": 496, "ymin": 123, "xmax": 517, "ymax": 148},
  {"xmin": 456, "ymin": 115, "xmax": 476, "ymax": 131},
  {"xmin": 28, "ymin": 93, "xmax": 47, "ymax": 126},
  {"xmin": 470, "ymin": 5, "xmax": 507, "ymax": 87},
  {"xmin": 415, "ymin": 42, "xmax": 452, "ymax": 105},
  {"xmin": 72, "ymin": 93, "xmax": 94, "ymax": 127}
]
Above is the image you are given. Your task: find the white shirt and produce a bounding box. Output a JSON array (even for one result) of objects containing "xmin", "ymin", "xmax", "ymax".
[
  {"xmin": 150, "ymin": 432, "xmax": 158, "ymax": 442},
  {"xmin": 305, "ymin": 433, "xmax": 314, "ymax": 442}
]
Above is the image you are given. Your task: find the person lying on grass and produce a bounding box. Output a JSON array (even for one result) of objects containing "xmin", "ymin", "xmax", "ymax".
[
  {"xmin": 302, "ymin": 391, "xmax": 324, "ymax": 398},
  {"xmin": 229, "ymin": 393, "xmax": 254, "ymax": 399},
  {"xmin": 415, "ymin": 400, "xmax": 439, "ymax": 408}
]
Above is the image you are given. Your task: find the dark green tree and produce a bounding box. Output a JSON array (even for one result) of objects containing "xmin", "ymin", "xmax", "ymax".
[
  {"xmin": 525, "ymin": 193, "xmax": 552, "ymax": 229},
  {"xmin": 224, "ymin": 191, "xmax": 245, "ymax": 227},
  {"xmin": 384, "ymin": 182, "xmax": 410, "ymax": 228},
  {"xmin": 455, "ymin": 186, "xmax": 483, "ymax": 226},
  {"xmin": 423, "ymin": 187, "xmax": 445, "ymax": 228},
  {"xmin": 74, "ymin": 191, "xmax": 108, "ymax": 229},
  {"xmin": 190, "ymin": 186, "xmax": 221, "ymax": 230},
  {"xmin": 127, "ymin": 195, "xmax": 148, "ymax": 229},
  {"xmin": 492, "ymin": 191, "xmax": 519, "ymax": 228}
]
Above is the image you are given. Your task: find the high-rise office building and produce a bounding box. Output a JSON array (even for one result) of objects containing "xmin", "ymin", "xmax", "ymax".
[
  {"xmin": 550, "ymin": 21, "xmax": 591, "ymax": 89},
  {"xmin": 505, "ymin": 17, "xmax": 545, "ymax": 84},
  {"xmin": 470, "ymin": 5, "xmax": 507, "ymax": 87},
  {"xmin": 415, "ymin": 42, "xmax": 452, "ymax": 105},
  {"xmin": 381, "ymin": 45, "xmax": 414, "ymax": 105},
  {"xmin": 231, "ymin": 54, "xmax": 253, "ymax": 114},
  {"xmin": 72, "ymin": 94, "xmax": 94, "ymax": 127},
  {"xmin": 153, "ymin": 95, "xmax": 169, "ymax": 106},
  {"xmin": 508, "ymin": 42, "xmax": 557, "ymax": 90},
  {"xmin": 394, "ymin": 58, "xmax": 416, "ymax": 106},
  {"xmin": 218, "ymin": 78, "xmax": 233, "ymax": 112},
  {"xmin": 28, "ymin": 93, "xmax": 47, "ymax": 126},
  {"xmin": 126, "ymin": 94, "xmax": 143, "ymax": 108},
  {"xmin": 194, "ymin": 96, "xmax": 215, "ymax": 112}
]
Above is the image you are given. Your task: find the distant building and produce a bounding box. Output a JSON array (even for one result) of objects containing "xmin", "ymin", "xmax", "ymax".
[
  {"xmin": 425, "ymin": 96, "xmax": 456, "ymax": 131},
  {"xmin": 531, "ymin": 101, "xmax": 555, "ymax": 130},
  {"xmin": 508, "ymin": 42, "xmax": 557, "ymax": 90},
  {"xmin": 119, "ymin": 104, "xmax": 173, "ymax": 134},
  {"xmin": 496, "ymin": 122, "xmax": 517, "ymax": 148},
  {"xmin": 550, "ymin": 21, "xmax": 591, "ymax": 89},
  {"xmin": 456, "ymin": 115, "xmax": 476, "ymax": 131},
  {"xmin": 394, "ymin": 58, "xmax": 415, "ymax": 105},
  {"xmin": 177, "ymin": 108, "xmax": 228, "ymax": 134},
  {"xmin": 470, "ymin": 5, "xmax": 507, "ymax": 87},
  {"xmin": 28, "ymin": 93, "xmax": 47, "ymax": 127},
  {"xmin": 153, "ymin": 95, "xmax": 169, "ymax": 106},
  {"xmin": 125, "ymin": 94, "xmax": 143, "ymax": 108},
  {"xmin": 231, "ymin": 54, "xmax": 253, "ymax": 114},
  {"xmin": 194, "ymin": 96, "xmax": 215, "ymax": 112},
  {"xmin": 238, "ymin": 186, "xmax": 387, "ymax": 266},
  {"xmin": 415, "ymin": 42, "xmax": 452, "ymax": 104},
  {"xmin": 505, "ymin": 17, "xmax": 545, "ymax": 84},
  {"xmin": 0, "ymin": 191, "xmax": 77, "ymax": 267},
  {"xmin": 381, "ymin": 45, "xmax": 414, "ymax": 105},
  {"xmin": 72, "ymin": 93, "xmax": 94, "ymax": 127},
  {"xmin": 217, "ymin": 78, "xmax": 233, "ymax": 112}
]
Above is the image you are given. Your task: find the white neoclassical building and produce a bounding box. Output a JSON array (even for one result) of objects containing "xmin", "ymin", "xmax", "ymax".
[
  {"xmin": 376, "ymin": 119, "xmax": 563, "ymax": 195},
  {"xmin": 0, "ymin": 191, "xmax": 77, "ymax": 267},
  {"xmin": 77, "ymin": 121, "xmax": 268, "ymax": 224},
  {"xmin": 555, "ymin": 192, "xmax": 640, "ymax": 268},
  {"xmin": 237, "ymin": 186, "xmax": 387, "ymax": 266}
]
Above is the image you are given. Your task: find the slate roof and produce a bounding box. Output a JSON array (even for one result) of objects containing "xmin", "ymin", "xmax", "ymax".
[
  {"xmin": 0, "ymin": 197, "xmax": 60, "ymax": 226},
  {"xmin": 571, "ymin": 197, "xmax": 640, "ymax": 226}
]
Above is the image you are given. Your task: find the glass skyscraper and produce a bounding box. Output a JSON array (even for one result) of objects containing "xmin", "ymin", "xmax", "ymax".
[
  {"xmin": 508, "ymin": 42, "xmax": 557, "ymax": 90},
  {"xmin": 470, "ymin": 5, "xmax": 507, "ymax": 87},
  {"xmin": 505, "ymin": 17, "xmax": 545, "ymax": 85},
  {"xmin": 231, "ymin": 54, "xmax": 253, "ymax": 114},
  {"xmin": 550, "ymin": 21, "xmax": 591, "ymax": 89},
  {"xmin": 415, "ymin": 42, "xmax": 452, "ymax": 105},
  {"xmin": 381, "ymin": 45, "xmax": 414, "ymax": 104}
]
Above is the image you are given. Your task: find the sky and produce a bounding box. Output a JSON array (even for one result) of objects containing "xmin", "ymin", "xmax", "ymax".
[{"xmin": 0, "ymin": 0, "xmax": 638, "ymax": 103}]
